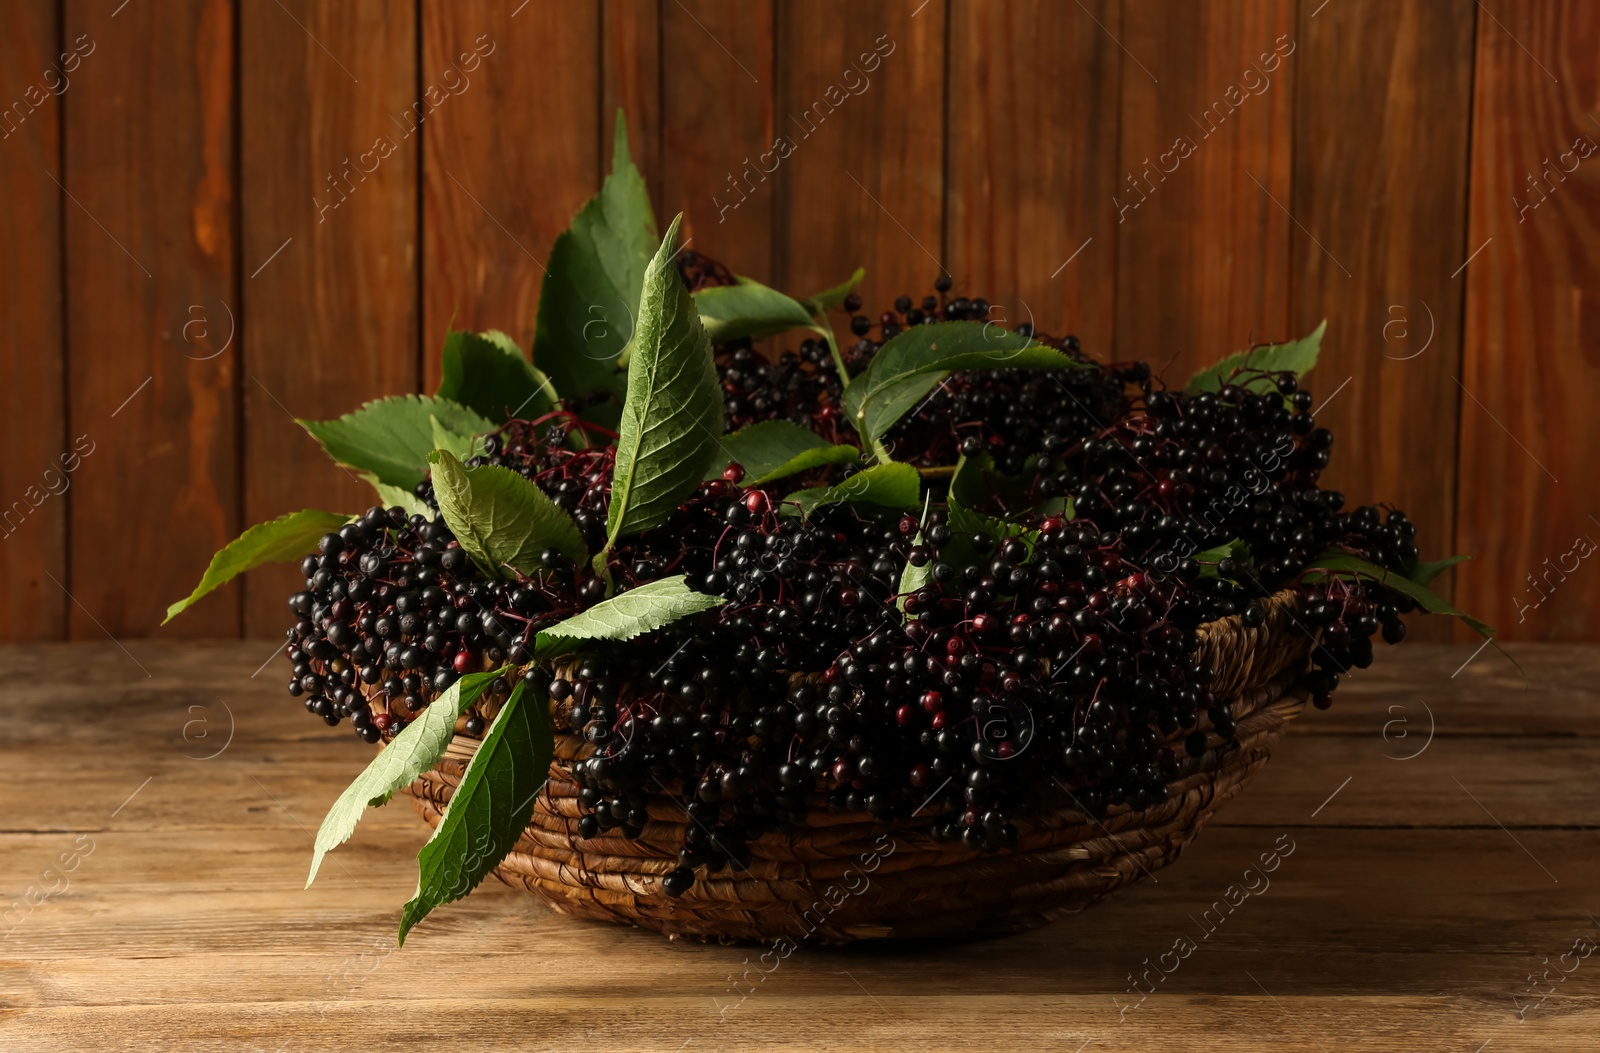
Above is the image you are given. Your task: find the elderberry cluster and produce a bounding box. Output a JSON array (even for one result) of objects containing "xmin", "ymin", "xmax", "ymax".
[{"xmin": 276, "ymin": 265, "xmax": 1439, "ymax": 900}]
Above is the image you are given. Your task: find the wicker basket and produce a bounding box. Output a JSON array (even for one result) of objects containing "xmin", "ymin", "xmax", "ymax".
[{"xmin": 398, "ymin": 590, "xmax": 1312, "ymax": 944}]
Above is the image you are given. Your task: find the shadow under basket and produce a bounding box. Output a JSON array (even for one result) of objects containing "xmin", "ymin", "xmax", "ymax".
[{"xmin": 403, "ymin": 591, "xmax": 1313, "ymax": 944}]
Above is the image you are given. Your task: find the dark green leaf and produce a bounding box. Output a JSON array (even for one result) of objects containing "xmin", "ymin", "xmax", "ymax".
[
  {"xmin": 897, "ymin": 493, "xmax": 933, "ymax": 612},
  {"xmin": 693, "ymin": 278, "xmax": 818, "ymax": 344},
  {"xmin": 531, "ymin": 111, "xmax": 655, "ymax": 417},
  {"xmin": 398, "ymin": 679, "xmax": 552, "ymax": 945},
  {"xmin": 1407, "ymin": 553, "xmax": 1470, "ymax": 587},
  {"xmin": 843, "ymin": 322, "xmax": 1077, "ymax": 441},
  {"xmin": 1186, "ymin": 320, "xmax": 1326, "ymax": 395},
  {"xmin": 944, "ymin": 455, "xmax": 1033, "ymax": 562},
  {"xmin": 300, "ymin": 395, "xmax": 495, "ymax": 490},
  {"xmin": 164, "ymin": 509, "xmax": 352, "ymax": 623},
  {"xmin": 437, "ymin": 329, "xmax": 558, "ymax": 423},
  {"xmin": 784, "ymin": 463, "xmax": 922, "ymax": 517},
  {"xmin": 1303, "ymin": 550, "xmax": 1493, "ymax": 637},
  {"xmin": 307, "ymin": 668, "xmax": 505, "ymax": 887},
  {"xmin": 704, "ymin": 420, "xmax": 860, "ymax": 485},
  {"xmin": 796, "ymin": 268, "xmax": 866, "ymax": 316},
  {"xmin": 602, "ymin": 215, "xmax": 724, "ymax": 554},
  {"xmin": 428, "ymin": 450, "xmax": 587, "ymax": 576},
  {"xmin": 534, "ymin": 576, "xmax": 725, "ymax": 657}
]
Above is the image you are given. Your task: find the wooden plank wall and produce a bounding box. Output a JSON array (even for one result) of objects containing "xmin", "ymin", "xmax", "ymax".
[{"xmin": 2, "ymin": 0, "xmax": 1594, "ymax": 644}]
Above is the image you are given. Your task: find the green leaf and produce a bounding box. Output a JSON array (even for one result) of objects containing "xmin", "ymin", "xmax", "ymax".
[
  {"xmin": 784, "ymin": 462, "xmax": 922, "ymax": 517},
  {"xmin": 300, "ymin": 395, "xmax": 496, "ymax": 491},
  {"xmin": 843, "ymin": 322, "xmax": 1077, "ymax": 442},
  {"xmin": 428, "ymin": 450, "xmax": 586, "ymax": 576},
  {"xmin": 1186, "ymin": 320, "xmax": 1326, "ymax": 395},
  {"xmin": 945, "ymin": 454, "xmax": 1033, "ymax": 559},
  {"xmin": 307, "ymin": 668, "xmax": 504, "ymax": 888},
  {"xmin": 602, "ymin": 215, "xmax": 725, "ymax": 555},
  {"xmin": 370, "ymin": 481, "xmax": 434, "ymax": 519},
  {"xmin": 437, "ymin": 329, "xmax": 558, "ymax": 424},
  {"xmin": 1302, "ymin": 550, "xmax": 1494, "ymax": 638},
  {"xmin": 693, "ymin": 278, "xmax": 819, "ymax": 344},
  {"xmin": 531, "ymin": 110, "xmax": 655, "ymax": 418},
  {"xmin": 897, "ymin": 492, "xmax": 933, "ymax": 612},
  {"xmin": 1192, "ymin": 539, "xmax": 1254, "ymax": 581},
  {"xmin": 164, "ymin": 509, "xmax": 352, "ymax": 623},
  {"xmin": 704, "ymin": 420, "xmax": 860, "ymax": 485},
  {"xmin": 1407, "ymin": 553, "xmax": 1470, "ymax": 587},
  {"xmin": 796, "ymin": 267, "xmax": 866, "ymax": 316},
  {"xmin": 430, "ymin": 414, "xmax": 486, "ymax": 464},
  {"xmin": 398, "ymin": 679, "xmax": 552, "ymax": 945},
  {"xmin": 533, "ymin": 575, "xmax": 725, "ymax": 657}
]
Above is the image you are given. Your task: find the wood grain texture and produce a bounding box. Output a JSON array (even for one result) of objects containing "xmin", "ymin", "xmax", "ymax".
[
  {"xmin": 1289, "ymin": 0, "xmax": 1476, "ymax": 643},
  {"xmin": 0, "ymin": 0, "xmax": 65, "ymax": 640},
  {"xmin": 1457, "ymin": 1, "xmax": 1600, "ymax": 642},
  {"xmin": 240, "ymin": 1, "xmax": 420, "ymax": 637},
  {"xmin": 604, "ymin": 0, "xmax": 663, "ymax": 218},
  {"xmin": 1112, "ymin": 0, "xmax": 1296, "ymax": 380},
  {"xmin": 421, "ymin": 0, "xmax": 599, "ymax": 388},
  {"xmin": 946, "ymin": 0, "xmax": 1122, "ymax": 354},
  {"xmin": 1, "ymin": 641, "xmax": 1597, "ymax": 1051},
  {"xmin": 662, "ymin": 0, "xmax": 776, "ymax": 281},
  {"xmin": 775, "ymin": 0, "xmax": 945, "ymax": 318},
  {"xmin": 64, "ymin": 0, "xmax": 238, "ymax": 639}
]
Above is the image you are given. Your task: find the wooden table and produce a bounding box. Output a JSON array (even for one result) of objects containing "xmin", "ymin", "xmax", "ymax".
[{"xmin": 1, "ymin": 641, "xmax": 1596, "ymax": 1051}]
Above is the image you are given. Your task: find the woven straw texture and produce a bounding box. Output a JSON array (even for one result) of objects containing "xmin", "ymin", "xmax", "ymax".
[{"xmin": 400, "ymin": 591, "xmax": 1313, "ymax": 944}]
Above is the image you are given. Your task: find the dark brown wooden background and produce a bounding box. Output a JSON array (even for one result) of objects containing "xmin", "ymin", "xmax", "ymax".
[{"xmin": 0, "ymin": 0, "xmax": 1594, "ymax": 644}]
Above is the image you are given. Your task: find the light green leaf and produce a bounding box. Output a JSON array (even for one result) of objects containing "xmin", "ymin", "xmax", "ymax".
[
  {"xmin": 531, "ymin": 111, "xmax": 655, "ymax": 421},
  {"xmin": 694, "ymin": 278, "xmax": 819, "ymax": 344},
  {"xmin": 704, "ymin": 420, "xmax": 860, "ymax": 485},
  {"xmin": 534, "ymin": 575, "xmax": 725, "ymax": 657},
  {"xmin": 398, "ymin": 679, "xmax": 552, "ymax": 945},
  {"xmin": 437, "ymin": 329, "xmax": 558, "ymax": 424},
  {"xmin": 796, "ymin": 267, "xmax": 866, "ymax": 316},
  {"xmin": 430, "ymin": 414, "xmax": 486, "ymax": 464},
  {"xmin": 164, "ymin": 509, "xmax": 352, "ymax": 623},
  {"xmin": 307, "ymin": 668, "xmax": 505, "ymax": 888},
  {"xmin": 300, "ymin": 395, "xmax": 495, "ymax": 491},
  {"xmin": 370, "ymin": 481, "xmax": 434, "ymax": 519},
  {"xmin": 602, "ymin": 215, "xmax": 724, "ymax": 557},
  {"xmin": 428, "ymin": 449, "xmax": 586, "ymax": 575},
  {"xmin": 897, "ymin": 492, "xmax": 933, "ymax": 612},
  {"xmin": 784, "ymin": 462, "xmax": 922, "ymax": 517},
  {"xmin": 1186, "ymin": 320, "xmax": 1326, "ymax": 395},
  {"xmin": 843, "ymin": 322, "xmax": 1077, "ymax": 442},
  {"xmin": 1407, "ymin": 553, "xmax": 1470, "ymax": 587},
  {"xmin": 1303, "ymin": 550, "xmax": 1493, "ymax": 638}
]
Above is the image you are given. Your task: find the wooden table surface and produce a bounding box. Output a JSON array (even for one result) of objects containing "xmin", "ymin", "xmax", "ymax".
[{"xmin": 1, "ymin": 641, "xmax": 1597, "ymax": 1052}]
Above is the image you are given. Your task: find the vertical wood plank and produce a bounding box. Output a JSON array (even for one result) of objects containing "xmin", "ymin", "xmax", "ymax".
[
  {"xmin": 946, "ymin": 0, "xmax": 1122, "ymax": 354},
  {"xmin": 775, "ymin": 0, "xmax": 944, "ymax": 317},
  {"xmin": 1112, "ymin": 0, "xmax": 1297, "ymax": 378},
  {"xmin": 604, "ymin": 0, "xmax": 662, "ymax": 218},
  {"xmin": 421, "ymin": 0, "xmax": 600, "ymax": 390},
  {"xmin": 65, "ymin": 0, "xmax": 239, "ymax": 639},
  {"xmin": 1290, "ymin": 0, "xmax": 1475, "ymax": 643},
  {"xmin": 662, "ymin": 0, "xmax": 776, "ymax": 281},
  {"xmin": 240, "ymin": 1, "xmax": 419, "ymax": 638},
  {"xmin": 1458, "ymin": 2, "xmax": 1600, "ymax": 642},
  {"xmin": 0, "ymin": 0, "xmax": 66, "ymax": 640}
]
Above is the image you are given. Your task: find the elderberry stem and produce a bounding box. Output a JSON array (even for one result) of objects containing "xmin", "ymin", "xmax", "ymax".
[{"xmin": 812, "ymin": 323, "xmax": 851, "ymax": 387}]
